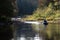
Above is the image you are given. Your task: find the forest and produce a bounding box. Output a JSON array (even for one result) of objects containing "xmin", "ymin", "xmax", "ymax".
[{"xmin": 19, "ymin": 0, "xmax": 60, "ymax": 21}]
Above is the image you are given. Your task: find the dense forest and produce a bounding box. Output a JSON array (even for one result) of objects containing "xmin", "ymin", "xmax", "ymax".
[{"xmin": 18, "ymin": 0, "xmax": 60, "ymax": 21}]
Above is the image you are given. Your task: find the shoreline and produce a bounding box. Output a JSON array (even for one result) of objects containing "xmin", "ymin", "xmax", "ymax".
[
  {"xmin": 39, "ymin": 21, "xmax": 60, "ymax": 23},
  {"xmin": 20, "ymin": 19, "xmax": 60, "ymax": 24}
]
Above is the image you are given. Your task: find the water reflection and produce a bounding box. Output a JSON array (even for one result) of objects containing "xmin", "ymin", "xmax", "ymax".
[
  {"xmin": 13, "ymin": 21, "xmax": 44, "ymax": 40},
  {"xmin": 16, "ymin": 34, "xmax": 43, "ymax": 40},
  {"xmin": 12, "ymin": 21, "xmax": 60, "ymax": 40}
]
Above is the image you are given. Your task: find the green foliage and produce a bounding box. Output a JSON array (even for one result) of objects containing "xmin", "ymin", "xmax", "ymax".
[{"xmin": 24, "ymin": 1, "xmax": 60, "ymax": 21}]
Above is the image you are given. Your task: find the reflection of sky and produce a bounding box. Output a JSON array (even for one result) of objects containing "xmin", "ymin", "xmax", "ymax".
[{"xmin": 16, "ymin": 0, "xmax": 38, "ymax": 16}]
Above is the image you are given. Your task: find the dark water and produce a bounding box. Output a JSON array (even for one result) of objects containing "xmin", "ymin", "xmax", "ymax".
[{"xmin": 12, "ymin": 21, "xmax": 60, "ymax": 40}]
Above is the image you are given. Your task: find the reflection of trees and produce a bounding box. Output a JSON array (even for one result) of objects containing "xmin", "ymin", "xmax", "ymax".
[
  {"xmin": 14, "ymin": 21, "xmax": 36, "ymax": 37},
  {"xmin": 46, "ymin": 23, "xmax": 60, "ymax": 40}
]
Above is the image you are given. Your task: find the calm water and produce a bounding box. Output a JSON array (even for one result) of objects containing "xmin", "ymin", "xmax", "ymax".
[{"xmin": 12, "ymin": 21, "xmax": 60, "ymax": 40}]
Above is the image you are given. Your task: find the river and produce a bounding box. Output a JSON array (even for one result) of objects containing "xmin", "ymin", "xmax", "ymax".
[{"xmin": 11, "ymin": 21, "xmax": 60, "ymax": 40}]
